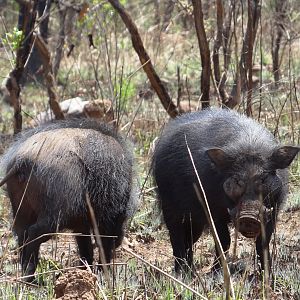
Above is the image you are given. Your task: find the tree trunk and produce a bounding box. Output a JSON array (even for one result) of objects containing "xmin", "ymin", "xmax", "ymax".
[
  {"xmin": 21, "ymin": 0, "xmax": 51, "ymax": 84},
  {"xmin": 7, "ymin": 0, "xmax": 39, "ymax": 133},
  {"xmin": 191, "ymin": 0, "xmax": 211, "ymax": 109},
  {"xmin": 161, "ymin": 0, "xmax": 175, "ymax": 32},
  {"xmin": 271, "ymin": 0, "xmax": 287, "ymax": 88},
  {"xmin": 153, "ymin": 0, "xmax": 160, "ymax": 26},
  {"xmin": 34, "ymin": 34, "xmax": 65, "ymax": 120},
  {"xmin": 228, "ymin": 0, "xmax": 261, "ymax": 112},
  {"xmin": 52, "ymin": 2, "xmax": 67, "ymax": 78},
  {"xmin": 213, "ymin": 0, "xmax": 230, "ymax": 104}
]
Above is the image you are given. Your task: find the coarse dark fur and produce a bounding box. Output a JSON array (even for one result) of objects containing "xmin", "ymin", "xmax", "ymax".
[
  {"xmin": 152, "ymin": 108, "xmax": 299, "ymax": 273},
  {"xmin": 0, "ymin": 118, "xmax": 138, "ymax": 281}
]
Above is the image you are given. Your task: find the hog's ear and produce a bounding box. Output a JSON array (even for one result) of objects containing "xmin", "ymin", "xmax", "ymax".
[
  {"xmin": 206, "ymin": 148, "xmax": 232, "ymax": 170},
  {"xmin": 270, "ymin": 146, "xmax": 300, "ymax": 169}
]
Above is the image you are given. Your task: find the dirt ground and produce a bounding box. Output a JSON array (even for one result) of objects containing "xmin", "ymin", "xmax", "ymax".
[
  {"xmin": 124, "ymin": 209, "xmax": 300, "ymax": 271},
  {"xmin": 36, "ymin": 209, "xmax": 300, "ymax": 278},
  {"xmin": 1, "ymin": 196, "xmax": 299, "ymax": 299}
]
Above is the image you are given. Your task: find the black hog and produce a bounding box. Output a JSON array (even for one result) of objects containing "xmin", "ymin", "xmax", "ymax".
[
  {"xmin": 152, "ymin": 108, "xmax": 299, "ymax": 273},
  {"xmin": 0, "ymin": 119, "xmax": 138, "ymax": 281}
]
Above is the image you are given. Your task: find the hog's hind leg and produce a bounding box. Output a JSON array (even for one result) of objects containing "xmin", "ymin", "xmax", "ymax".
[
  {"xmin": 166, "ymin": 214, "xmax": 203, "ymax": 274},
  {"xmin": 97, "ymin": 213, "xmax": 127, "ymax": 267},
  {"xmin": 183, "ymin": 217, "xmax": 203, "ymax": 273},
  {"xmin": 75, "ymin": 226, "xmax": 94, "ymax": 267},
  {"xmin": 255, "ymin": 211, "xmax": 277, "ymax": 274},
  {"xmin": 20, "ymin": 217, "xmax": 54, "ymax": 282}
]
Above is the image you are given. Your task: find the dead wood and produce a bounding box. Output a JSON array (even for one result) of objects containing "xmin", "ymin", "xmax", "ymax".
[{"xmin": 107, "ymin": 0, "xmax": 178, "ymax": 118}]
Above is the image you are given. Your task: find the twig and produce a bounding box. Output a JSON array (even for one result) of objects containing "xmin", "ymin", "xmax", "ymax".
[
  {"xmin": 85, "ymin": 193, "xmax": 111, "ymax": 289},
  {"xmin": 185, "ymin": 135, "xmax": 235, "ymax": 300},
  {"xmin": 122, "ymin": 246, "xmax": 208, "ymax": 299}
]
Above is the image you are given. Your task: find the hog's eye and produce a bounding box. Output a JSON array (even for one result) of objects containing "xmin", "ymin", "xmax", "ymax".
[
  {"xmin": 254, "ymin": 178, "xmax": 263, "ymax": 185},
  {"xmin": 231, "ymin": 176, "xmax": 245, "ymax": 188},
  {"xmin": 236, "ymin": 179, "xmax": 245, "ymax": 187},
  {"xmin": 256, "ymin": 173, "xmax": 270, "ymax": 185},
  {"xmin": 223, "ymin": 176, "xmax": 245, "ymax": 200}
]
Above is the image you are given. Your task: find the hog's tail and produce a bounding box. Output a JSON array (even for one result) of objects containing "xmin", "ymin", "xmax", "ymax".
[{"xmin": 0, "ymin": 163, "xmax": 17, "ymax": 186}]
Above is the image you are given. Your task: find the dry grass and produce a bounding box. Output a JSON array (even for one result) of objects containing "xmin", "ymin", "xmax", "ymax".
[{"xmin": 0, "ymin": 1, "xmax": 300, "ymax": 299}]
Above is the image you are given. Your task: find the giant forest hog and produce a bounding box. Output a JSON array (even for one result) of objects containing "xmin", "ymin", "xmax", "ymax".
[
  {"xmin": 152, "ymin": 108, "xmax": 299, "ymax": 273},
  {"xmin": 0, "ymin": 119, "xmax": 138, "ymax": 281}
]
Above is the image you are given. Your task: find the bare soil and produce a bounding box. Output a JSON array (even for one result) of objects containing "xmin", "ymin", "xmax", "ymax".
[
  {"xmin": 123, "ymin": 210, "xmax": 300, "ymax": 273},
  {"xmin": 54, "ymin": 269, "xmax": 98, "ymax": 300},
  {"xmin": 1, "ymin": 195, "xmax": 299, "ymax": 298}
]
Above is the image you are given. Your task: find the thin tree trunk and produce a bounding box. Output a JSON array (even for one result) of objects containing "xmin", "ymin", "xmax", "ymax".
[
  {"xmin": 246, "ymin": 0, "xmax": 254, "ymax": 116},
  {"xmin": 228, "ymin": 0, "xmax": 261, "ymax": 111},
  {"xmin": 6, "ymin": 0, "xmax": 38, "ymax": 133},
  {"xmin": 153, "ymin": 0, "xmax": 160, "ymax": 26},
  {"xmin": 213, "ymin": 0, "xmax": 223, "ymax": 86},
  {"xmin": 161, "ymin": 0, "xmax": 175, "ymax": 32},
  {"xmin": 21, "ymin": 0, "xmax": 51, "ymax": 84},
  {"xmin": 219, "ymin": 0, "xmax": 233, "ymax": 105},
  {"xmin": 52, "ymin": 2, "xmax": 67, "ymax": 78},
  {"xmin": 271, "ymin": 0, "xmax": 287, "ymax": 88},
  {"xmin": 191, "ymin": 0, "xmax": 211, "ymax": 109},
  {"xmin": 213, "ymin": 0, "xmax": 230, "ymax": 104}
]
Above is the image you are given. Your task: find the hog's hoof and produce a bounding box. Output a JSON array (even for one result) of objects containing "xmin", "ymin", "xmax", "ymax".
[
  {"xmin": 211, "ymin": 260, "xmax": 246, "ymax": 276},
  {"xmin": 22, "ymin": 263, "xmax": 39, "ymax": 284},
  {"xmin": 228, "ymin": 260, "xmax": 247, "ymax": 275},
  {"xmin": 174, "ymin": 263, "xmax": 196, "ymax": 279}
]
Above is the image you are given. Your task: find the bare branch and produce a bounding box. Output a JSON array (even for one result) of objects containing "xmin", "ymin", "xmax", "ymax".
[{"xmin": 107, "ymin": 0, "xmax": 178, "ymax": 118}]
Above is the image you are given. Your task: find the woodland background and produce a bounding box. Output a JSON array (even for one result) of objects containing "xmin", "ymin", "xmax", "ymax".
[{"xmin": 0, "ymin": 0, "xmax": 300, "ymax": 299}]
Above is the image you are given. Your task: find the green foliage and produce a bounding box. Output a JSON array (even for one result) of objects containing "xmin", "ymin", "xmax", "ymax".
[
  {"xmin": 115, "ymin": 78, "xmax": 136, "ymax": 110},
  {"xmin": 0, "ymin": 1, "xmax": 300, "ymax": 299},
  {"xmin": 2, "ymin": 27, "xmax": 24, "ymax": 51}
]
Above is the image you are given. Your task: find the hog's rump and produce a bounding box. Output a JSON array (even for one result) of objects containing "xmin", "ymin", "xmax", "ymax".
[{"xmin": 1, "ymin": 119, "xmax": 137, "ymax": 222}]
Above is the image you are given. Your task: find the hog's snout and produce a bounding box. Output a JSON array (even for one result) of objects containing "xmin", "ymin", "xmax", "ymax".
[
  {"xmin": 228, "ymin": 201, "xmax": 272, "ymax": 239},
  {"xmin": 237, "ymin": 215, "xmax": 261, "ymax": 238}
]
